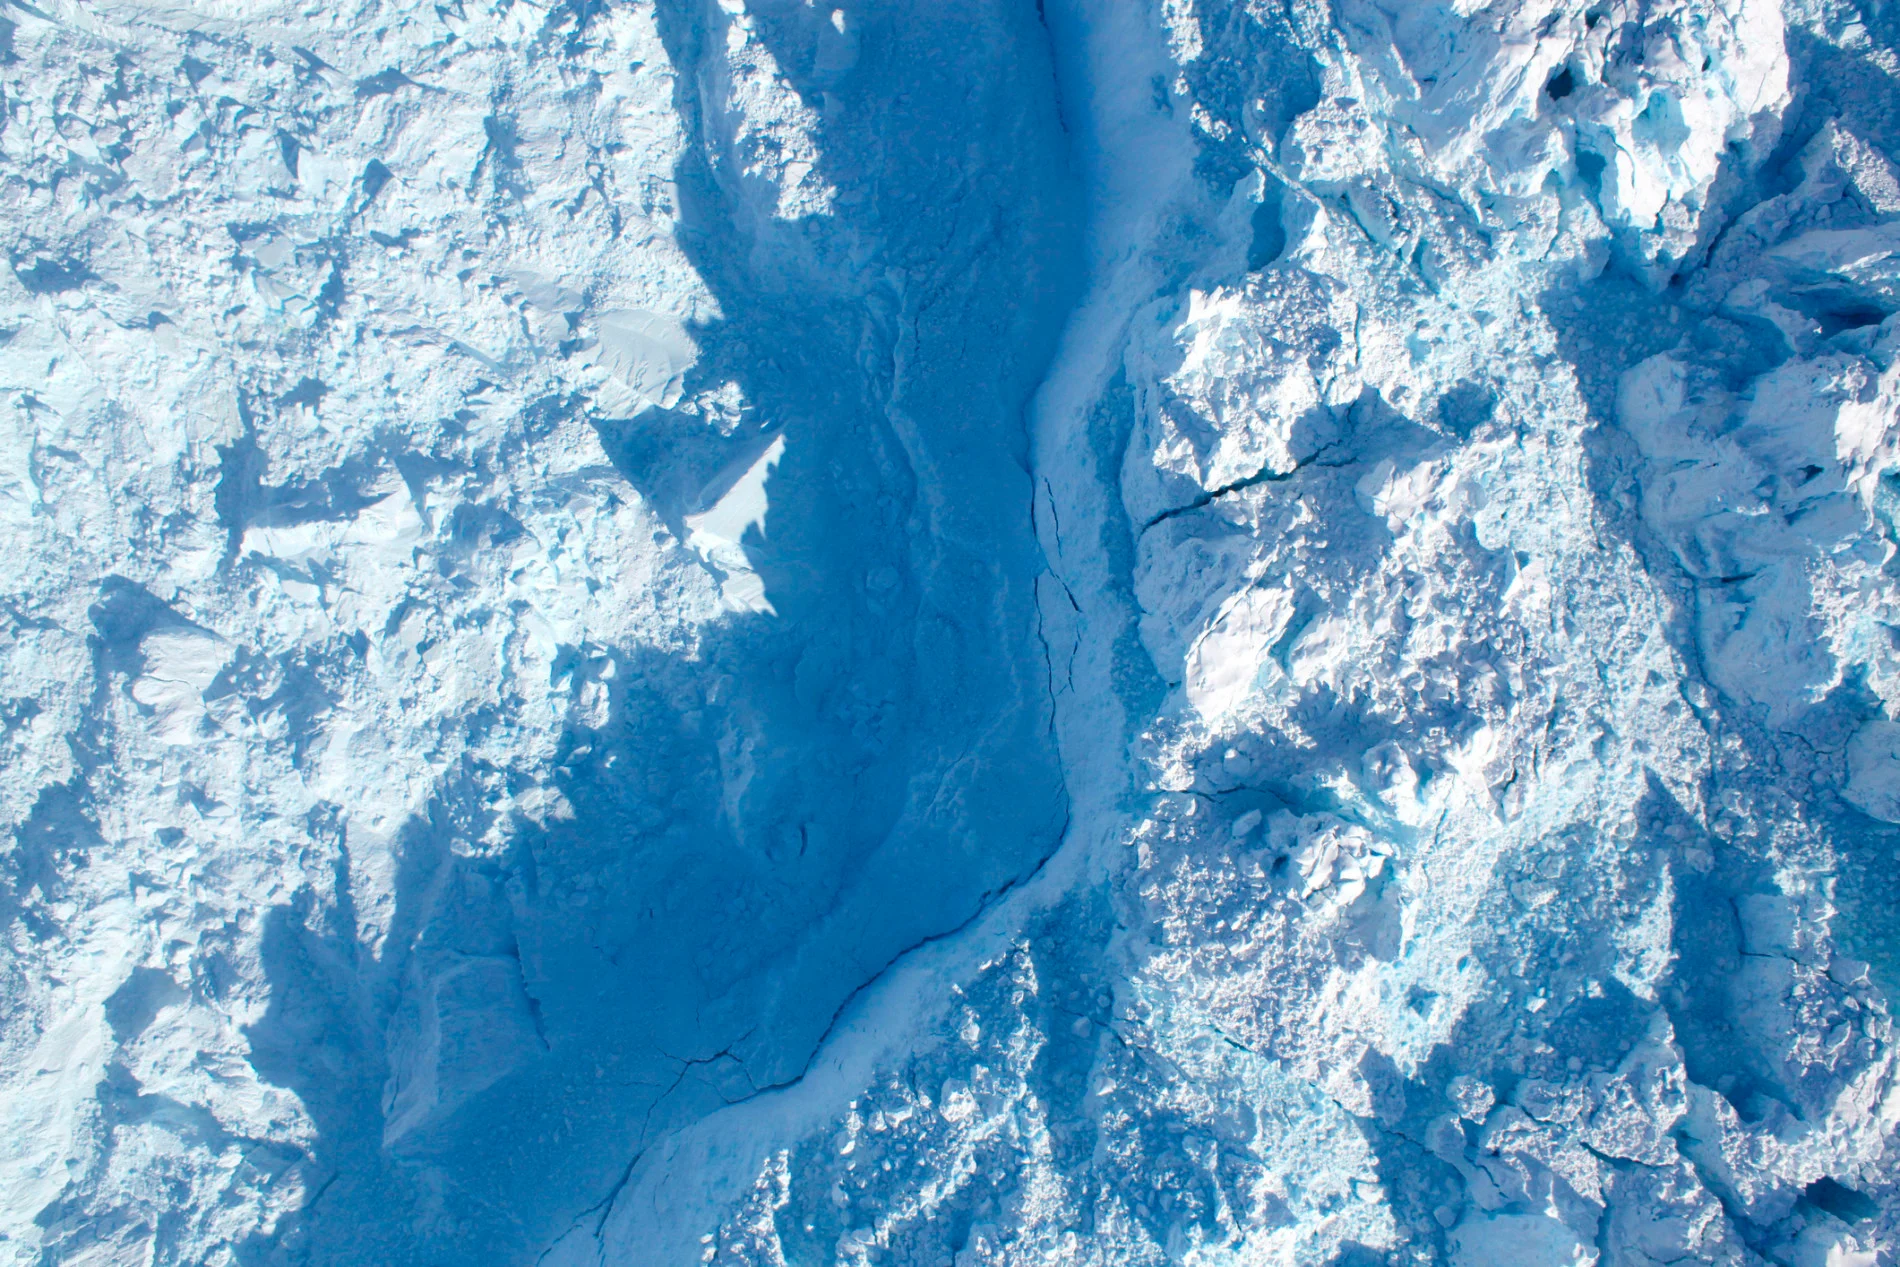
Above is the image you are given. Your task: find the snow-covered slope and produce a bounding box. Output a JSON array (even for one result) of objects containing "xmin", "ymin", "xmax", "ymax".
[{"xmin": 10, "ymin": 0, "xmax": 1900, "ymax": 1263}]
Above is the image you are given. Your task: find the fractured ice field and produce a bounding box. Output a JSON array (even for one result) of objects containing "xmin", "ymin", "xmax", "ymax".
[{"xmin": 12, "ymin": 0, "xmax": 1900, "ymax": 1263}]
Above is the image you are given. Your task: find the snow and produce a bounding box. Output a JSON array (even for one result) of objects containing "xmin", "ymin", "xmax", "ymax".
[{"xmin": 9, "ymin": 0, "xmax": 1900, "ymax": 1263}]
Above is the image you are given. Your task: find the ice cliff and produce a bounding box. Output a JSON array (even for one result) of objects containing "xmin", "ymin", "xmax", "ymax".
[{"xmin": 8, "ymin": 0, "xmax": 1900, "ymax": 1264}]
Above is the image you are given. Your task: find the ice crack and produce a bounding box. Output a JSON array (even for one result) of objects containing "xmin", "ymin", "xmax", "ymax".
[{"xmin": 1139, "ymin": 444, "xmax": 1341, "ymax": 533}]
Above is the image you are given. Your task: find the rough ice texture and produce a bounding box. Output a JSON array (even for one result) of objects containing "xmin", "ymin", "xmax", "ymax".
[{"xmin": 8, "ymin": 0, "xmax": 1900, "ymax": 1265}]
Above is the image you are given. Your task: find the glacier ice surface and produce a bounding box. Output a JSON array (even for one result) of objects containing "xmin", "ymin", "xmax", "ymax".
[{"xmin": 10, "ymin": 0, "xmax": 1900, "ymax": 1263}]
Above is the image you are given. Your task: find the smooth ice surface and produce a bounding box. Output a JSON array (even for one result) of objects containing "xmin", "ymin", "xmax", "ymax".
[{"xmin": 11, "ymin": 0, "xmax": 1900, "ymax": 1264}]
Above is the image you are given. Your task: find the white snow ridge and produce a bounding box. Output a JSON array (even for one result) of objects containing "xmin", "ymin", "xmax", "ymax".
[{"xmin": 9, "ymin": 0, "xmax": 1900, "ymax": 1263}]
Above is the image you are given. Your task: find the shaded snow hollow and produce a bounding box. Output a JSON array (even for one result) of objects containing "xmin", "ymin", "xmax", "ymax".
[{"xmin": 8, "ymin": 0, "xmax": 1900, "ymax": 1264}]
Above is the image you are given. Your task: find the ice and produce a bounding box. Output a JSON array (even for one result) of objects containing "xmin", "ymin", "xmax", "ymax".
[
  {"xmin": 10, "ymin": 0, "xmax": 1900, "ymax": 1262},
  {"xmin": 1184, "ymin": 584, "xmax": 1297, "ymax": 721},
  {"xmin": 684, "ymin": 434, "xmax": 785, "ymax": 615},
  {"xmin": 593, "ymin": 309, "xmax": 701, "ymax": 412}
]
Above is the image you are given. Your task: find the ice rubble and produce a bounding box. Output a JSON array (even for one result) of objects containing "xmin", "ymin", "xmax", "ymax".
[{"xmin": 9, "ymin": 0, "xmax": 1900, "ymax": 1264}]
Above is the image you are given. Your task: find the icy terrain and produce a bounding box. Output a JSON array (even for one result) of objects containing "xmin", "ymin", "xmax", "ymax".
[{"xmin": 9, "ymin": 0, "xmax": 1900, "ymax": 1262}]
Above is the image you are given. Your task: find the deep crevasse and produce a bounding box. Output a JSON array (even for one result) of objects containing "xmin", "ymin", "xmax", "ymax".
[{"xmin": 9, "ymin": 0, "xmax": 1900, "ymax": 1264}]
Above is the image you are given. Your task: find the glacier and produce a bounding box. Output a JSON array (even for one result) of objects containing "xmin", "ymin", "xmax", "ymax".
[{"xmin": 8, "ymin": 0, "xmax": 1900, "ymax": 1263}]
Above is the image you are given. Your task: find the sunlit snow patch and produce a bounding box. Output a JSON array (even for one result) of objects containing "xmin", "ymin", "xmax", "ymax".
[
  {"xmin": 1184, "ymin": 584, "xmax": 1294, "ymax": 720},
  {"xmin": 685, "ymin": 434, "xmax": 786, "ymax": 614},
  {"xmin": 595, "ymin": 309, "xmax": 699, "ymax": 413},
  {"xmin": 129, "ymin": 627, "xmax": 231, "ymax": 746}
]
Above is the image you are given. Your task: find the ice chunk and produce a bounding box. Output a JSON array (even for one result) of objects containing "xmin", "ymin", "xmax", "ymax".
[
  {"xmin": 129, "ymin": 628, "xmax": 231, "ymax": 745},
  {"xmin": 1847, "ymin": 720, "xmax": 1900, "ymax": 822},
  {"xmin": 594, "ymin": 309, "xmax": 698, "ymax": 412},
  {"xmin": 1184, "ymin": 584, "xmax": 1294, "ymax": 720},
  {"xmin": 1450, "ymin": 1210, "xmax": 1593, "ymax": 1266},
  {"xmin": 684, "ymin": 434, "xmax": 784, "ymax": 614}
]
